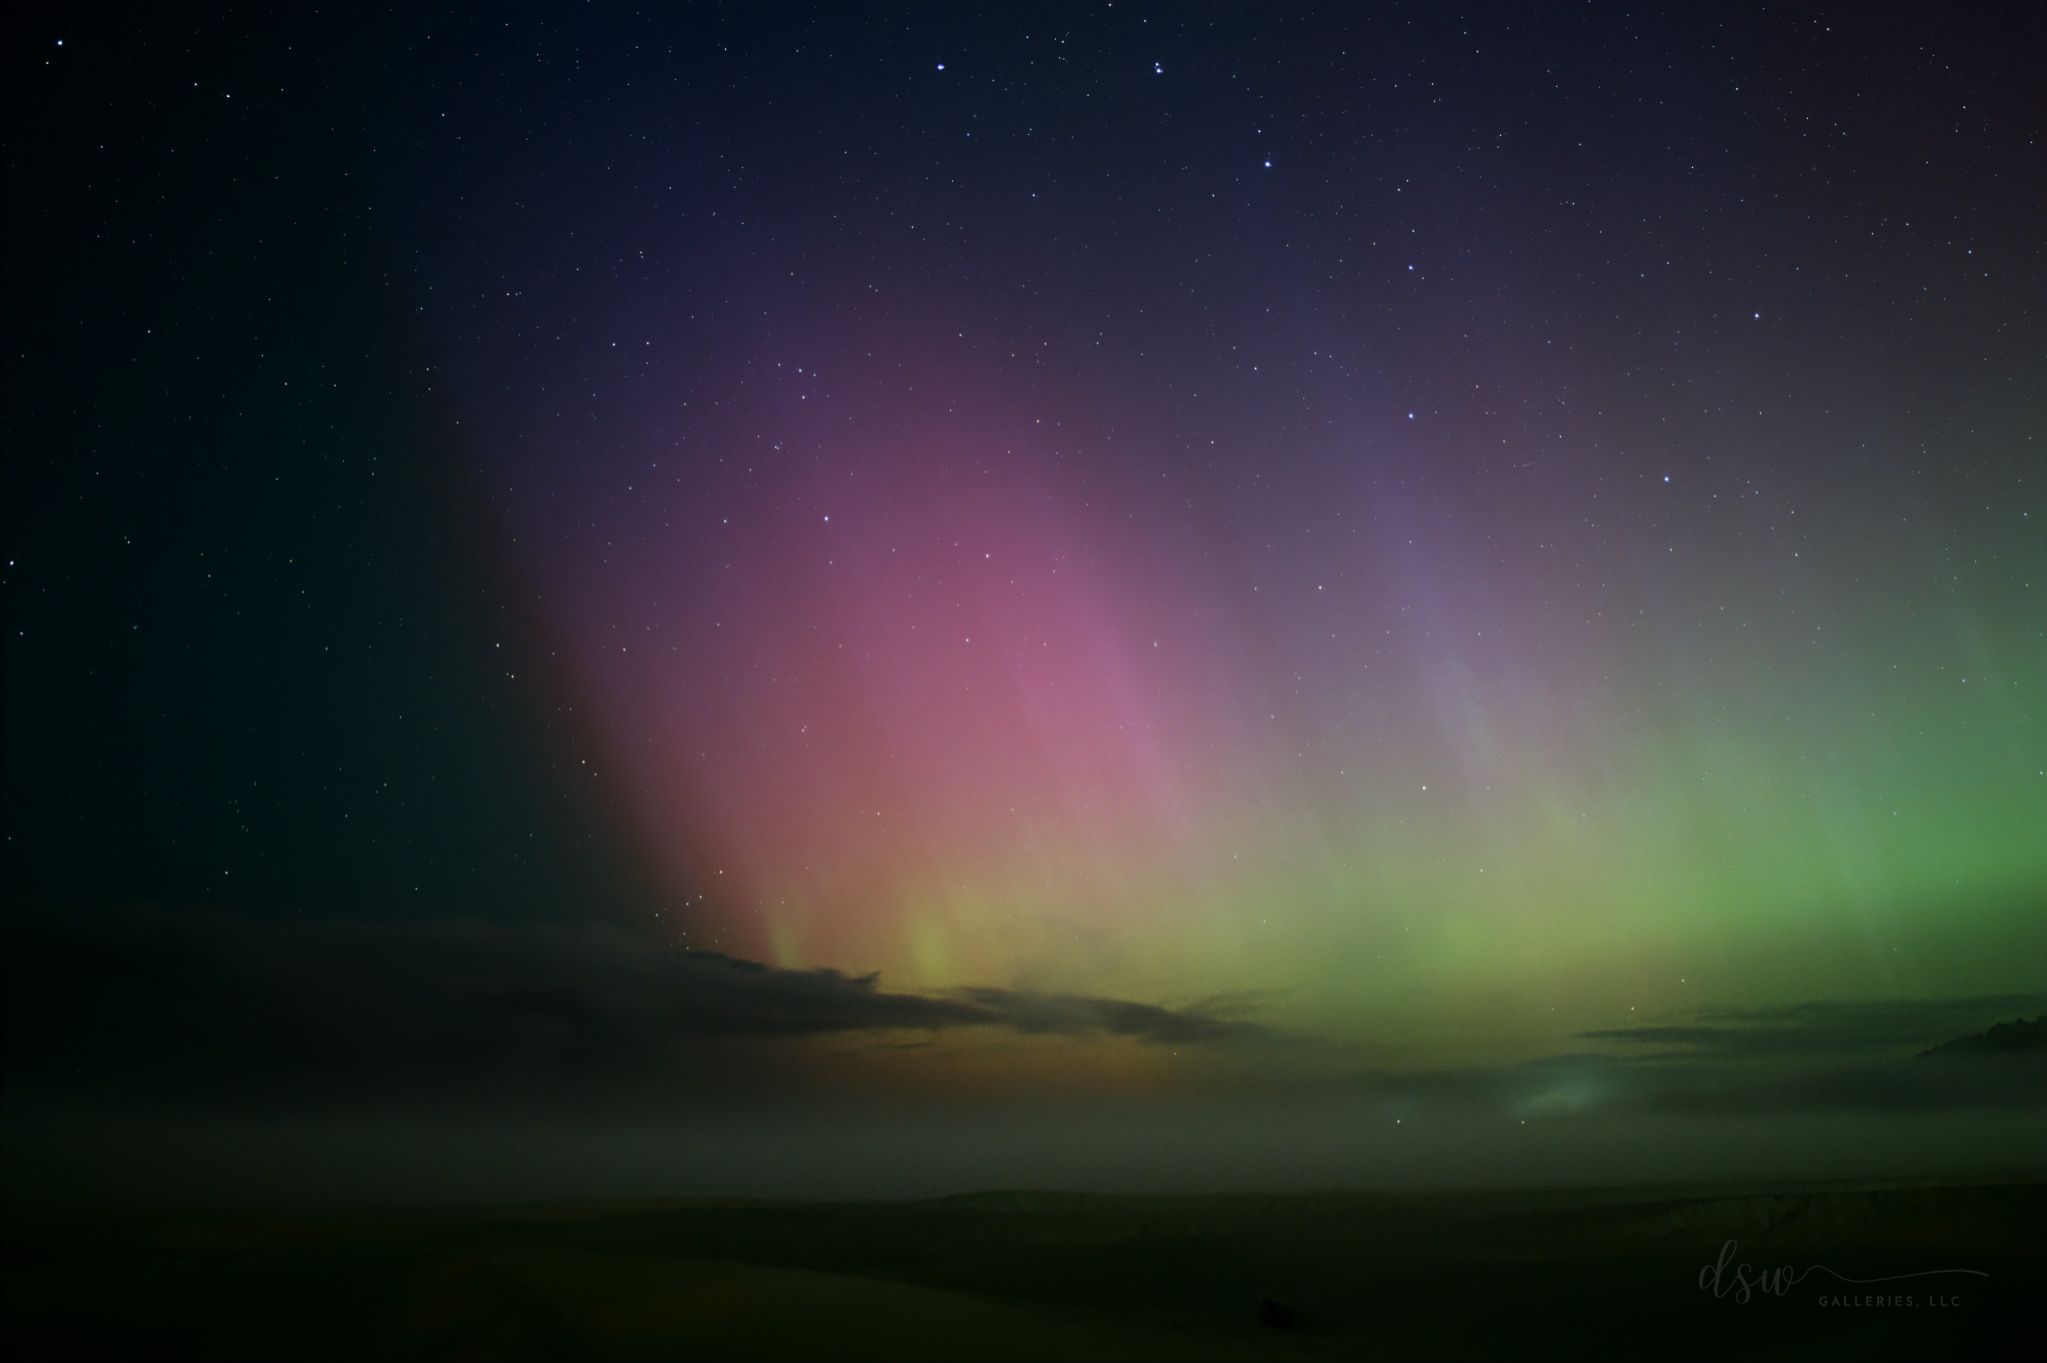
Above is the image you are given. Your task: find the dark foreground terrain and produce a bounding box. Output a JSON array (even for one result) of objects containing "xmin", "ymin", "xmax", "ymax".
[{"xmin": 4, "ymin": 1183, "xmax": 2039, "ymax": 1360}]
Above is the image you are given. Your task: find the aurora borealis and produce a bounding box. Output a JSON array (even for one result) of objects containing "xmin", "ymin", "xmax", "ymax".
[
  {"xmin": 5, "ymin": 1, "xmax": 2045, "ymax": 1205},
  {"xmin": 395, "ymin": 1, "xmax": 2047, "ymax": 1057},
  {"xmin": 501, "ymin": 298, "xmax": 2046, "ymax": 1053}
]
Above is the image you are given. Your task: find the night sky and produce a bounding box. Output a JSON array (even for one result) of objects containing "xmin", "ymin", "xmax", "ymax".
[{"xmin": 4, "ymin": 4, "xmax": 2043, "ymax": 1198}]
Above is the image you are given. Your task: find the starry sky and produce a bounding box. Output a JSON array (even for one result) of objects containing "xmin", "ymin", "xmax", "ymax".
[{"xmin": 4, "ymin": 4, "xmax": 2043, "ymax": 1194}]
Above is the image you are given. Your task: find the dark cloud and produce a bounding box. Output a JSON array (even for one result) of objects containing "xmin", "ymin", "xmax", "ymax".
[
  {"xmin": 0, "ymin": 909, "xmax": 1267, "ymax": 1111},
  {"xmin": 947, "ymin": 987, "xmax": 1267, "ymax": 1045},
  {"xmin": 1576, "ymin": 995, "xmax": 2047, "ymax": 1059},
  {"xmin": 1329, "ymin": 998, "xmax": 2047, "ymax": 1120}
]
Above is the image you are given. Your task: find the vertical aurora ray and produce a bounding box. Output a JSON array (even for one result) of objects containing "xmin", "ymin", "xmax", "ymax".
[
  {"xmin": 471, "ymin": 321, "xmax": 2045, "ymax": 1053},
  {"xmin": 389, "ymin": 5, "xmax": 2047, "ymax": 1063}
]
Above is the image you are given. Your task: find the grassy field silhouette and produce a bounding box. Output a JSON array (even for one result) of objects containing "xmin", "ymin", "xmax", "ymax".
[{"xmin": 7, "ymin": 1182, "xmax": 2036, "ymax": 1360}]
